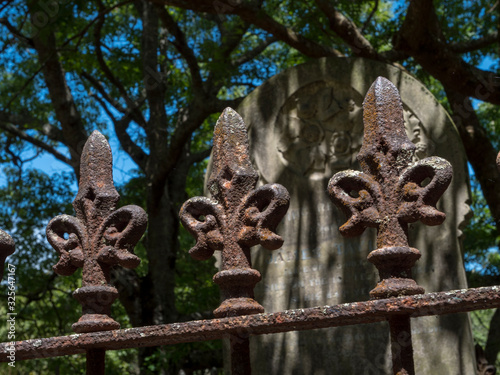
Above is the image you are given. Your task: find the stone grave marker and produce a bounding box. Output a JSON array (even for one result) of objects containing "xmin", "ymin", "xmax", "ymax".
[{"xmin": 235, "ymin": 57, "xmax": 475, "ymax": 374}]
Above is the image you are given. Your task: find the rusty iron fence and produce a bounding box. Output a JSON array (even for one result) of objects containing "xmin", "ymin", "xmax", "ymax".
[{"xmin": 0, "ymin": 77, "xmax": 499, "ymax": 375}]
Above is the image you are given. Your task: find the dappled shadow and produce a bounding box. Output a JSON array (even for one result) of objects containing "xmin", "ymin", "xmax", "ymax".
[{"xmin": 238, "ymin": 56, "xmax": 475, "ymax": 374}]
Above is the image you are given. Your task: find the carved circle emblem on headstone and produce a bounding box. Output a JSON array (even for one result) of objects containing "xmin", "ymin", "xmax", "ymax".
[{"xmin": 236, "ymin": 57, "xmax": 475, "ymax": 375}]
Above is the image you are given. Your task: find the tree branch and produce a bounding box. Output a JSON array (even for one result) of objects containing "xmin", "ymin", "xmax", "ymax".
[
  {"xmin": 0, "ymin": 1, "xmax": 15, "ymax": 13},
  {"xmin": 204, "ymin": 18, "xmax": 250, "ymax": 94},
  {"xmin": 89, "ymin": 91, "xmax": 118, "ymax": 122},
  {"xmin": 27, "ymin": 3, "xmax": 88, "ymax": 174},
  {"xmin": 212, "ymin": 96, "xmax": 245, "ymax": 113},
  {"xmin": 156, "ymin": 5, "xmax": 203, "ymax": 90},
  {"xmin": 161, "ymin": 103, "xmax": 210, "ymax": 177},
  {"xmin": 81, "ymin": 71, "xmax": 126, "ymax": 114},
  {"xmin": 395, "ymin": 0, "xmax": 500, "ymax": 105},
  {"xmin": 314, "ymin": 0, "xmax": 380, "ymax": 60},
  {"xmin": 445, "ymin": 88, "xmax": 500, "ymax": 225},
  {"xmin": 361, "ymin": 0, "xmax": 379, "ymax": 33},
  {"xmin": 0, "ymin": 121, "xmax": 72, "ymax": 166},
  {"xmin": 161, "ymin": 93, "xmax": 244, "ymax": 175},
  {"xmin": 59, "ymin": 0, "xmax": 134, "ymax": 51},
  {"xmin": 39, "ymin": 123, "xmax": 65, "ymax": 143},
  {"xmin": 379, "ymin": 49, "xmax": 408, "ymax": 62},
  {"xmin": 4, "ymin": 63, "xmax": 44, "ymax": 110},
  {"xmin": 229, "ymin": 3, "xmax": 341, "ymax": 58},
  {"xmin": 0, "ymin": 17, "xmax": 34, "ymax": 47},
  {"xmin": 92, "ymin": 5, "xmax": 142, "ymax": 114},
  {"xmin": 449, "ymin": 32, "xmax": 499, "ymax": 54},
  {"xmin": 186, "ymin": 147, "xmax": 212, "ymax": 165},
  {"xmin": 0, "ymin": 111, "xmax": 64, "ymax": 145},
  {"xmin": 113, "ymin": 116, "xmax": 148, "ymax": 171},
  {"xmin": 152, "ymin": 0, "xmax": 342, "ymax": 58},
  {"xmin": 217, "ymin": 18, "xmax": 249, "ymax": 61},
  {"xmin": 82, "ymin": 77, "xmax": 148, "ymax": 170},
  {"xmin": 231, "ymin": 35, "xmax": 277, "ymax": 67}
]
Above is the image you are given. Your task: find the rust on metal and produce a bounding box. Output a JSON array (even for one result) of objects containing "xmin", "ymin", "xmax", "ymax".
[
  {"xmin": 0, "ymin": 229, "xmax": 14, "ymax": 279},
  {"xmin": 328, "ymin": 77, "xmax": 453, "ymax": 375},
  {"xmin": 86, "ymin": 348, "xmax": 105, "ymax": 375},
  {"xmin": 180, "ymin": 107, "xmax": 290, "ymax": 318},
  {"xmin": 46, "ymin": 131, "xmax": 147, "ymax": 333},
  {"xmin": 328, "ymin": 77, "xmax": 452, "ymax": 299},
  {"xmin": 180, "ymin": 107, "xmax": 289, "ymax": 375},
  {"xmin": 1, "ymin": 285, "xmax": 499, "ymax": 362},
  {"xmin": 2, "ymin": 79, "xmax": 499, "ymax": 374},
  {"xmin": 389, "ymin": 315, "xmax": 414, "ymax": 375}
]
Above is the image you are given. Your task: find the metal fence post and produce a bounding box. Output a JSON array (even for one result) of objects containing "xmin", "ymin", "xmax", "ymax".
[
  {"xmin": 1, "ymin": 79, "xmax": 500, "ymax": 375},
  {"xmin": 329, "ymin": 77, "xmax": 453, "ymax": 375},
  {"xmin": 180, "ymin": 108, "xmax": 290, "ymax": 374},
  {"xmin": 46, "ymin": 131, "xmax": 147, "ymax": 374}
]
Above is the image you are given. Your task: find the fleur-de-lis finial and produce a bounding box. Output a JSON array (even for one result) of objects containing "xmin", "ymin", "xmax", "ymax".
[
  {"xmin": 180, "ymin": 108, "xmax": 290, "ymax": 317},
  {"xmin": 328, "ymin": 77, "xmax": 452, "ymax": 299},
  {"xmin": 46, "ymin": 131, "xmax": 147, "ymax": 333}
]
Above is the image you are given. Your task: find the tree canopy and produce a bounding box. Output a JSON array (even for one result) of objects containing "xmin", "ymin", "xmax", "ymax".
[{"xmin": 0, "ymin": 0, "xmax": 499, "ymax": 373}]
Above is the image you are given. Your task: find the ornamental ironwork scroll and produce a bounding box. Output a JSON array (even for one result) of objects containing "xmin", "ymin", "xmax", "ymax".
[
  {"xmin": 2, "ymin": 77, "xmax": 500, "ymax": 375},
  {"xmin": 180, "ymin": 108, "xmax": 290, "ymax": 374},
  {"xmin": 46, "ymin": 131, "xmax": 147, "ymax": 334},
  {"xmin": 180, "ymin": 108, "xmax": 290, "ymax": 318},
  {"xmin": 328, "ymin": 77, "xmax": 452, "ymax": 374}
]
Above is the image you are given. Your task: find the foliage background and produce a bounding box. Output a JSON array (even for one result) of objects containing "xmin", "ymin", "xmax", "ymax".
[{"xmin": 0, "ymin": 0, "xmax": 499, "ymax": 373}]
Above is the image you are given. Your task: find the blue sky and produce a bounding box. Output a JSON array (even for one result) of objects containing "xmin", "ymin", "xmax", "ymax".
[
  {"xmin": 0, "ymin": 1, "xmax": 497, "ymax": 190},
  {"xmin": 0, "ymin": 124, "xmax": 137, "ymax": 189},
  {"xmin": 6, "ymin": 54, "xmax": 494, "ymax": 191}
]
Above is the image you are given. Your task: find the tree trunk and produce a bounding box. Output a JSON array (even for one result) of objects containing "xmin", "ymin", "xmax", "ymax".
[
  {"xmin": 146, "ymin": 176, "xmax": 183, "ymax": 325},
  {"xmin": 28, "ymin": 2, "xmax": 88, "ymax": 175},
  {"xmin": 446, "ymin": 89, "xmax": 500, "ymax": 372},
  {"xmin": 445, "ymin": 90, "xmax": 500, "ymax": 226}
]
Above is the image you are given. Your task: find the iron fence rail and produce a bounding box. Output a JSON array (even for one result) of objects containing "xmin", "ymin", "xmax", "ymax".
[
  {"xmin": 0, "ymin": 77, "xmax": 499, "ymax": 374},
  {"xmin": 0, "ymin": 285, "xmax": 498, "ymax": 363}
]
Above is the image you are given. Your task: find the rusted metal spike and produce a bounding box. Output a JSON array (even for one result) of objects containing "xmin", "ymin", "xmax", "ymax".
[
  {"xmin": 47, "ymin": 131, "xmax": 147, "ymax": 334},
  {"xmin": 0, "ymin": 229, "xmax": 14, "ymax": 279},
  {"xmin": 328, "ymin": 77, "xmax": 452, "ymax": 299},
  {"xmin": 75, "ymin": 130, "xmax": 120, "ymax": 235},
  {"xmin": 329, "ymin": 77, "xmax": 453, "ymax": 375},
  {"xmin": 181, "ymin": 108, "xmax": 289, "ymax": 375},
  {"xmin": 180, "ymin": 108, "xmax": 290, "ymax": 318},
  {"xmin": 208, "ymin": 108, "xmax": 259, "ymax": 211},
  {"xmin": 358, "ymin": 77, "xmax": 416, "ymax": 178}
]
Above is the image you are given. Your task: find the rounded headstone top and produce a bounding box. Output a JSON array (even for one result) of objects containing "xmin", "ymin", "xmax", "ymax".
[
  {"xmin": 236, "ymin": 57, "xmax": 474, "ymax": 375},
  {"xmin": 238, "ymin": 57, "xmax": 461, "ymax": 184}
]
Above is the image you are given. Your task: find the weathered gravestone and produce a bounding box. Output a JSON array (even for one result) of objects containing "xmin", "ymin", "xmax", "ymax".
[{"xmin": 236, "ymin": 57, "xmax": 475, "ymax": 374}]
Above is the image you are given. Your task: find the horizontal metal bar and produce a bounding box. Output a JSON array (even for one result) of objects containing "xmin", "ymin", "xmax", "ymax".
[{"xmin": 1, "ymin": 285, "xmax": 499, "ymax": 362}]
